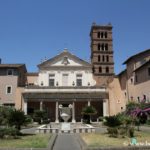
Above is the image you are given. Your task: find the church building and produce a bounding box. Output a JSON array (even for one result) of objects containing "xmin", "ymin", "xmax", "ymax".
[{"xmin": 2, "ymin": 23, "xmax": 149, "ymax": 123}]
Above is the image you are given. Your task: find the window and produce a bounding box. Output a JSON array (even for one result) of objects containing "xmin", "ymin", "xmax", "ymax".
[
  {"xmin": 148, "ymin": 68, "xmax": 150, "ymax": 76},
  {"xmin": 76, "ymin": 74, "xmax": 82, "ymax": 86},
  {"xmin": 130, "ymin": 78, "xmax": 133, "ymax": 84},
  {"xmin": 7, "ymin": 69, "xmax": 13, "ymax": 75},
  {"xmin": 6, "ymin": 86, "xmax": 12, "ymax": 94},
  {"xmin": 105, "ymin": 32, "xmax": 107, "ymax": 38},
  {"xmin": 49, "ymin": 74, "xmax": 55, "ymax": 87},
  {"xmin": 92, "ymin": 67, "xmax": 95, "ymax": 73},
  {"xmin": 98, "ymin": 43, "xmax": 101, "ymax": 50},
  {"xmin": 106, "ymin": 55, "xmax": 109, "ymax": 62},
  {"xmin": 106, "ymin": 67, "xmax": 109, "ymax": 73},
  {"xmin": 101, "ymin": 44, "xmax": 104, "ymax": 51},
  {"xmin": 62, "ymin": 74, "xmax": 68, "ymax": 86},
  {"xmin": 102, "ymin": 55, "xmax": 105, "ymax": 62},
  {"xmin": 97, "ymin": 32, "xmax": 100, "ymax": 38},
  {"xmin": 49, "ymin": 79, "xmax": 54, "ymax": 86},
  {"xmin": 105, "ymin": 44, "xmax": 108, "ymax": 51},
  {"xmin": 100, "ymin": 32, "xmax": 104, "ymax": 38},
  {"xmin": 98, "ymin": 55, "xmax": 101, "ymax": 62},
  {"xmin": 135, "ymin": 75, "xmax": 138, "ymax": 82},
  {"xmin": 99, "ymin": 67, "xmax": 102, "ymax": 73}
]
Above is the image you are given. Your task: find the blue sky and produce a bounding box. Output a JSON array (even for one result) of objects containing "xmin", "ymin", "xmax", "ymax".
[{"xmin": 0, "ymin": 0, "xmax": 150, "ymax": 74}]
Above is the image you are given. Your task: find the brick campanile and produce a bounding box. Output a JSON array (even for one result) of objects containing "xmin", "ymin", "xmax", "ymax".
[{"xmin": 90, "ymin": 23, "xmax": 114, "ymax": 86}]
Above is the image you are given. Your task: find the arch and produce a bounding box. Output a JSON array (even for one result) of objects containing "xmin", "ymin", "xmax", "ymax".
[
  {"xmin": 105, "ymin": 44, "xmax": 108, "ymax": 51},
  {"xmin": 106, "ymin": 67, "xmax": 109, "ymax": 73},
  {"xmin": 97, "ymin": 32, "xmax": 100, "ymax": 38},
  {"xmin": 102, "ymin": 55, "xmax": 105, "ymax": 62},
  {"xmin": 106, "ymin": 55, "xmax": 109, "ymax": 62},
  {"xmin": 101, "ymin": 32, "xmax": 104, "ymax": 38},
  {"xmin": 98, "ymin": 43, "xmax": 101, "ymax": 50},
  {"xmin": 99, "ymin": 66, "xmax": 102, "ymax": 73},
  {"xmin": 105, "ymin": 32, "xmax": 107, "ymax": 38},
  {"xmin": 98, "ymin": 55, "xmax": 101, "ymax": 62},
  {"xmin": 101, "ymin": 44, "xmax": 104, "ymax": 51}
]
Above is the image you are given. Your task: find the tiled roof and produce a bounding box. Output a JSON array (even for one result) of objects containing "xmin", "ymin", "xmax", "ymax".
[
  {"xmin": 133, "ymin": 60, "xmax": 150, "ymax": 72},
  {"xmin": 123, "ymin": 49, "xmax": 150, "ymax": 64},
  {"xmin": 0, "ymin": 64, "xmax": 25, "ymax": 68}
]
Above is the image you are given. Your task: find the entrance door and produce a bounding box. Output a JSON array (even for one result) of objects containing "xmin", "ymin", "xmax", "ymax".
[{"xmin": 62, "ymin": 74, "xmax": 68, "ymax": 86}]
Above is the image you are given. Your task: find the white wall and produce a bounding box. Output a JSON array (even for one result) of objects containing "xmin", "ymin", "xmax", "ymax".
[{"xmin": 38, "ymin": 69, "xmax": 96, "ymax": 87}]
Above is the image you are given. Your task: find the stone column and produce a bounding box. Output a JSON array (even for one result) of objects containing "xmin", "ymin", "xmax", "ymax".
[
  {"xmin": 88, "ymin": 100, "xmax": 91, "ymax": 106},
  {"xmin": 103, "ymin": 99, "xmax": 109, "ymax": 116},
  {"xmin": 72, "ymin": 101, "xmax": 76, "ymax": 123},
  {"xmin": 24, "ymin": 100, "xmax": 27, "ymax": 115},
  {"xmin": 55, "ymin": 101, "xmax": 59, "ymax": 123},
  {"xmin": 40, "ymin": 101, "xmax": 43, "ymax": 111}
]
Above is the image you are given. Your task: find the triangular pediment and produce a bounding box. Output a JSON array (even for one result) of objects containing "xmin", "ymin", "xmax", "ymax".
[{"xmin": 38, "ymin": 50, "xmax": 91, "ymax": 69}]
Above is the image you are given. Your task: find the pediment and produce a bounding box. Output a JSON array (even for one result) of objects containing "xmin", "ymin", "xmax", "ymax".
[{"xmin": 38, "ymin": 50, "xmax": 91, "ymax": 69}]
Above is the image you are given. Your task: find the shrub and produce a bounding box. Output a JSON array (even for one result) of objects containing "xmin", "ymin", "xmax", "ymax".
[
  {"xmin": 118, "ymin": 127, "xmax": 126, "ymax": 138},
  {"xmin": 146, "ymin": 119, "xmax": 150, "ymax": 125},
  {"xmin": 107, "ymin": 127, "xmax": 118, "ymax": 138},
  {"xmin": 33, "ymin": 110, "xmax": 48, "ymax": 124},
  {"xmin": 128, "ymin": 127, "xmax": 134, "ymax": 138},
  {"xmin": 104, "ymin": 115, "xmax": 122, "ymax": 127},
  {"xmin": 0, "ymin": 106, "xmax": 13, "ymax": 126},
  {"xmin": 126, "ymin": 102, "xmax": 140, "ymax": 114},
  {"xmin": 8, "ymin": 109, "xmax": 26, "ymax": 130},
  {"xmin": 81, "ymin": 105, "xmax": 97, "ymax": 124},
  {"xmin": 0, "ymin": 128, "xmax": 7, "ymax": 139},
  {"xmin": 0, "ymin": 127, "xmax": 19, "ymax": 139}
]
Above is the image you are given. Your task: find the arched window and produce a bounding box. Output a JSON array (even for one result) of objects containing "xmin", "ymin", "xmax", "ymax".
[
  {"xmin": 102, "ymin": 55, "xmax": 105, "ymax": 62},
  {"xmin": 106, "ymin": 55, "xmax": 109, "ymax": 62},
  {"xmin": 105, "ymin": 32, "xmax": 107, "ymax": 38},
  {"xmin": 105, "ymin": 44, "xmax": 108, "ymax": 51},
  {"xmin": 101, "ymin": 32, "xmax": 104, "ymax": 38},
  {"xmin": 98, "ymin": 43, "xmax": 101, "ymax": 50},
  {"xmin": 97, "ymin": 32, "xmax": 100, "ymax": 38},
  {"xmin": 101, "ymin": 44, "xmax": 104, "ymax": 51},
  {"xmin": 99, "ymin": 67, "xmax": 102, "ymax": 73},
  {"xmin": 106, "ymin": 67, "xmax": 109, "ymax": 73},
  {"xmin": 98, "ymin": 55, "xmax": 101, "ymax": 62}
]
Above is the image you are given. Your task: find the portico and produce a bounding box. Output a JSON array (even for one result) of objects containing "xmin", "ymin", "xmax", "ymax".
[{"xmin": 23, "ymin": 86, "xmax": 109, "ymax": 122}]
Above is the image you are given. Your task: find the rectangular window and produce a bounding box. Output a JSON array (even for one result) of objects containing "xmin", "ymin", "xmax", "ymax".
[
  {"xmin": 49, "ymin": 74, "xmax": 55, "ymax": 87},
  {"xmin": 76, "ymin": 74, "xmax": 82, "ymax": 86},
  {"xmin": 6, "ymin": 86, "xmax": 12, "ymax": 94},
  {"xmin": 62, "ymin": 74, "xmax": 68, "ymax": 86},
  {"xmin": 135, "ymin": 75, "xmax": 138, "ymax": 82},
  {"xmin": 49, "ymin": 79, "xmax": 54, "ymax": 86},
  {"xmin": 7, "ymin": 69, "xmax": 14, "ymax": 75}
]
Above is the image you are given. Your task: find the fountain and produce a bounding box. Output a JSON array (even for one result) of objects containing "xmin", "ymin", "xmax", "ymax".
[
  {"xmin": 59, "ymin": 104, "xmax": 72, "ymax": 132},
  {"xmin": 36, "ymin": 104, "xmax": 95, "ymax": 133}
]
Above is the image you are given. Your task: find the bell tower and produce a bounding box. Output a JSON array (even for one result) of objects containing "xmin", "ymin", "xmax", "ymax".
[{"xmin": 90, "ymin": 23, "xmax": 114, "ymax": 86}]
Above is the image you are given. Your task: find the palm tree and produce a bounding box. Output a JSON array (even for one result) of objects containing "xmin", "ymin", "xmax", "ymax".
[{"xmin": 81, "ymin": 105, "xmax": 97, "ymax": 124}]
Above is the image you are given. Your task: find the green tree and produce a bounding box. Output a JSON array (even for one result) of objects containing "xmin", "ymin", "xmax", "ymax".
[
  {"xmin": 8, "ymin": 109, "xmax": 26, "ymax": 130},
  {"xmin": 81, "ymin": 105, "xmax": 97, "ymax": 124},
  {"xmin": 33, "ymin": 110, "xmax": 48, "ymax": 124},
  {"xmin": 0, "ymin": 106, "xmax": 13, "ymax": 126}
]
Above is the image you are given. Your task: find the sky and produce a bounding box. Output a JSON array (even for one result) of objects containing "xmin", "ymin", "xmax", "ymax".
[{"xmin": 0, "ymin": 0, "xmax": 150, "ymax": 74}]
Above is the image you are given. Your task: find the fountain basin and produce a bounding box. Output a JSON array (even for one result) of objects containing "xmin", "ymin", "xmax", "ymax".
[{"xmin": 36, "ymin": 122, "xmax": 95, "ymax": 134}]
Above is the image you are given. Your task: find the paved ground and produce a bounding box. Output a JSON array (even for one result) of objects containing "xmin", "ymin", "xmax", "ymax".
[
  {"xmin": 21, "ymin": 127, "xmax": 37, "ymax": 134},
  {"xmin": 53, "ymin": 134, "xmax": 81, "ymax": 150}
]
